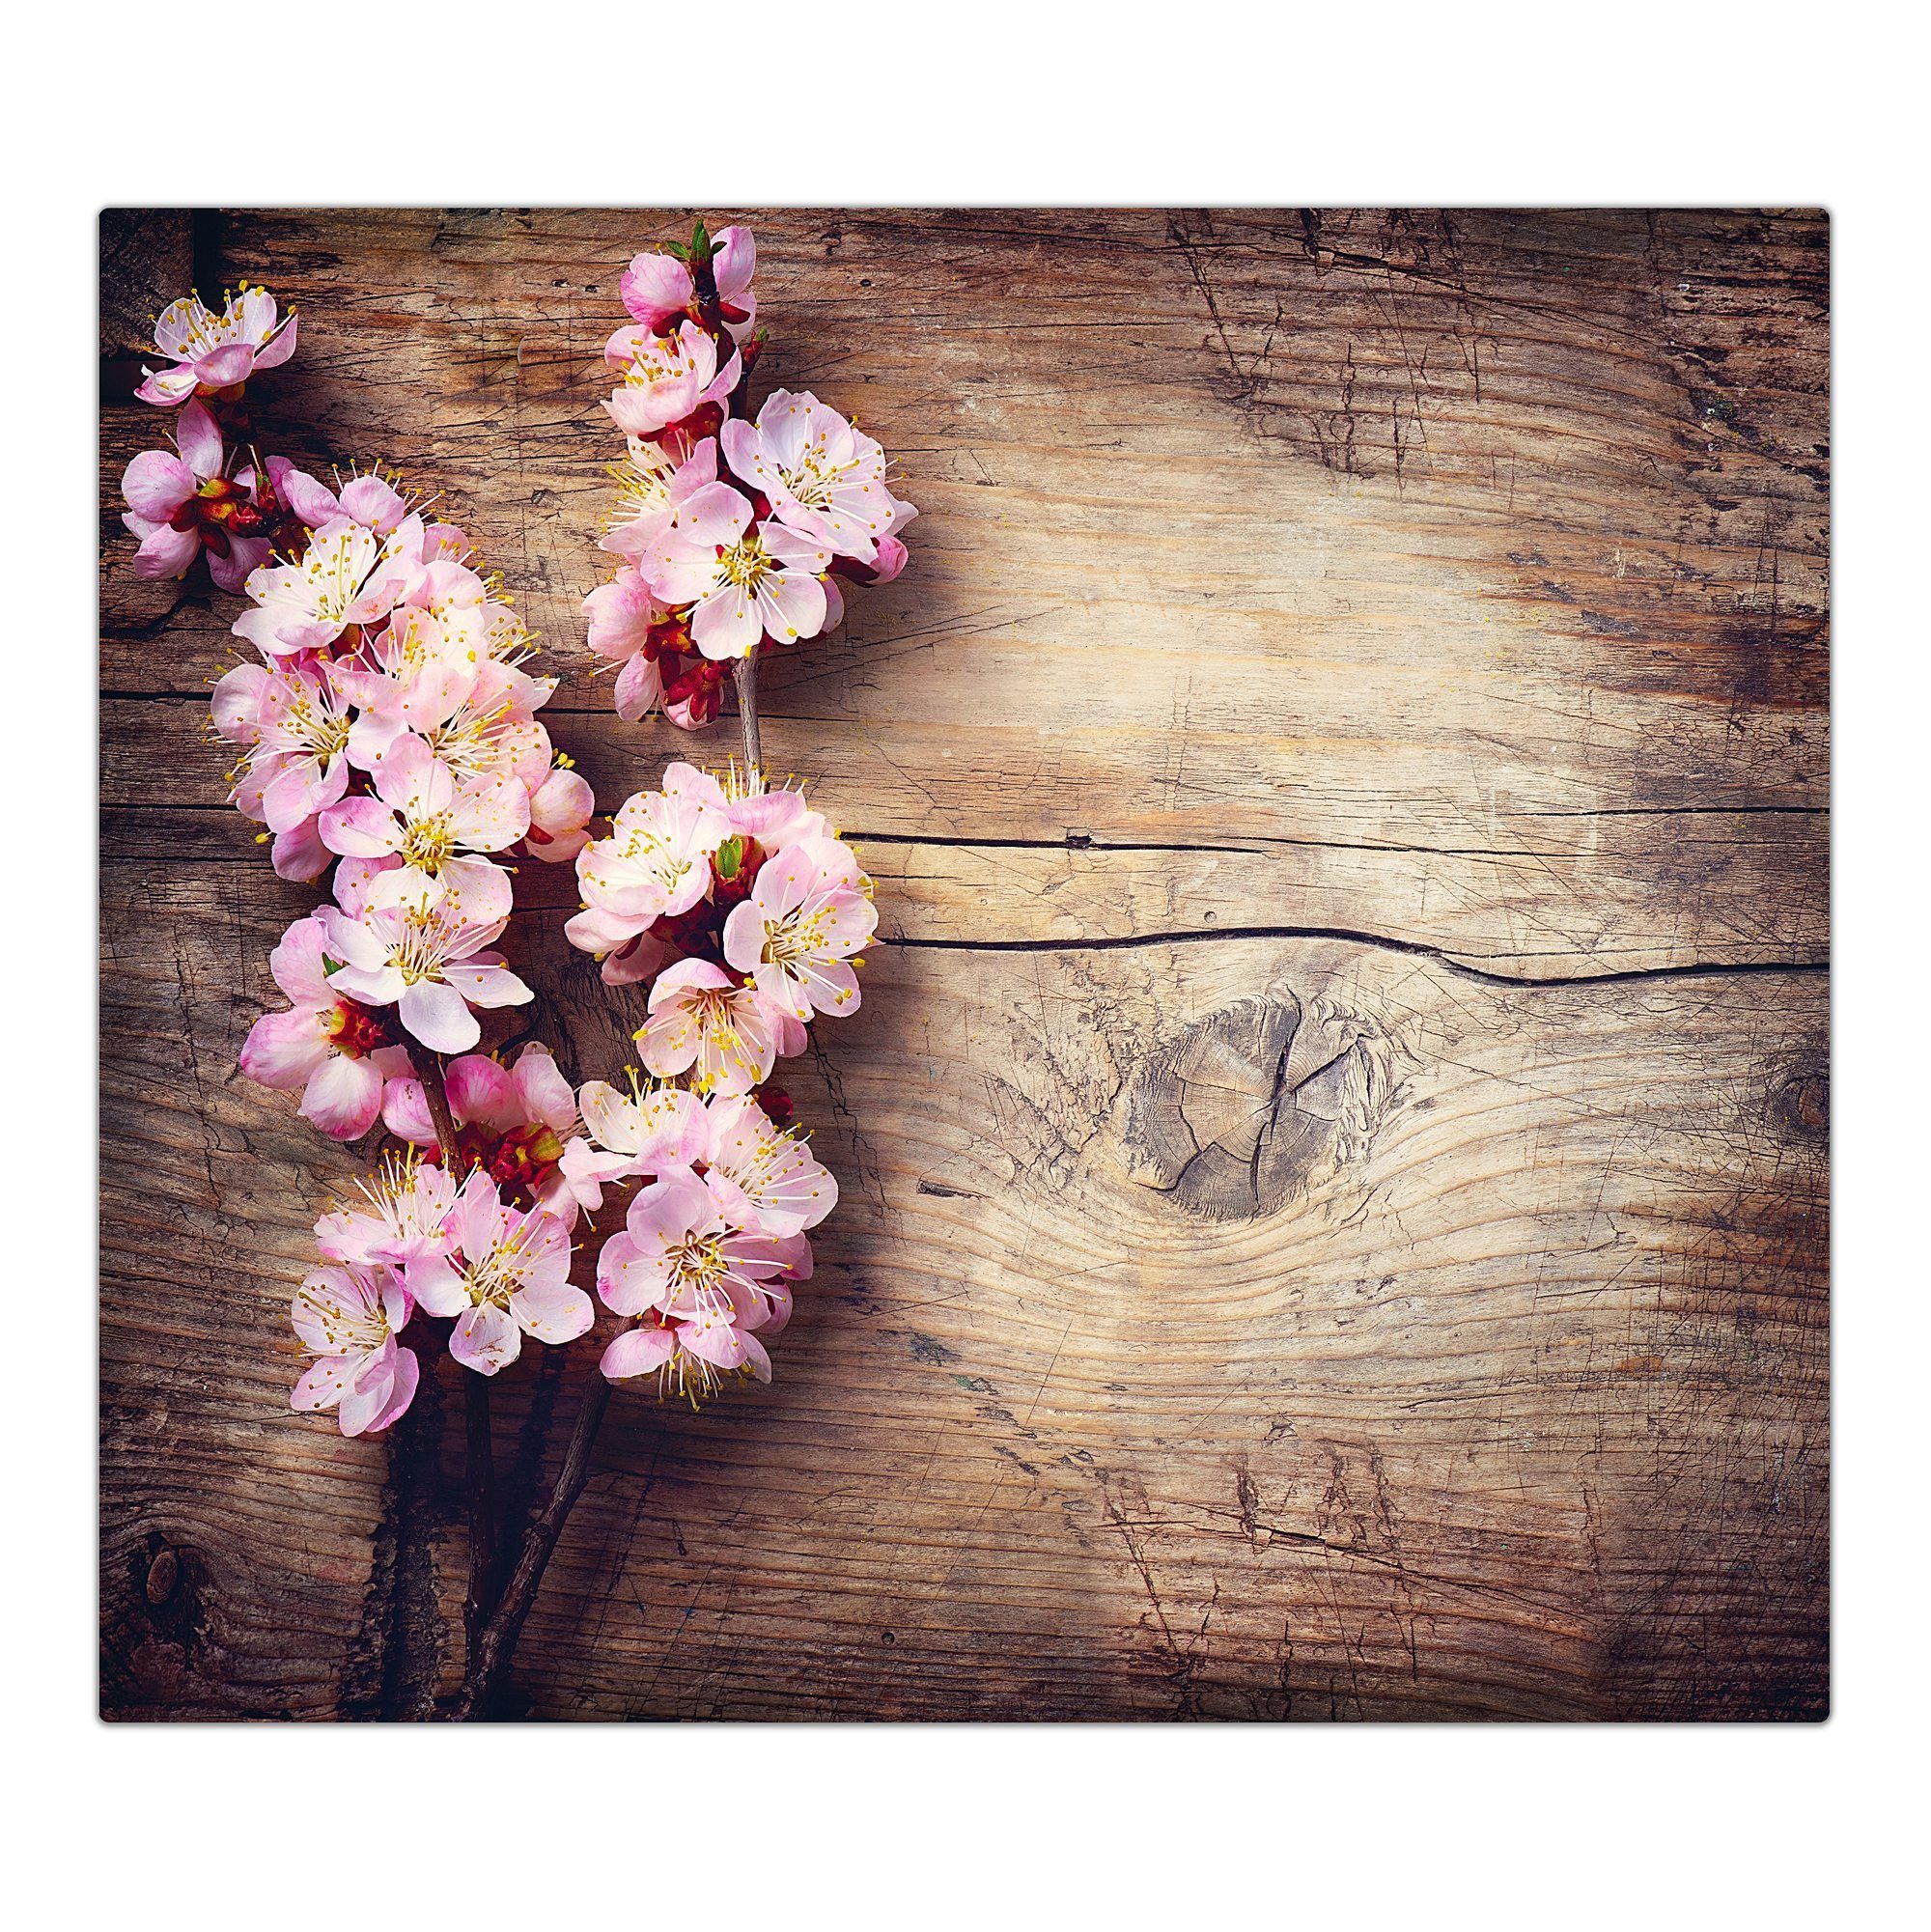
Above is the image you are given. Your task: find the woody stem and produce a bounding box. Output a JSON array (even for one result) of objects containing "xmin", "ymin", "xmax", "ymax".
[
  {"xmin": 449, "ymin": 1375, "xmax": 611, "ymax": 1721},
  {"xmin": 418, "ymin": 1053, "xmax": 500, "ymax": 1662},
  {"xmin": 733, "ymin": 653, "xmax": 762, "ymax": 777}
]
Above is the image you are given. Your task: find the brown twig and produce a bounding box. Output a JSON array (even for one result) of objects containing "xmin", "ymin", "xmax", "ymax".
[
  {"xmin": 419, "ymin": 1051, "xmax": 462, "ymax": 1166},
  {"xmin": 733, "ymin": 653, "xmax": 762, "ymax": 776},
  {"xmin": 417, "ymin": 1054, "xmax": 501, "ymax": 1665},
  {"xmin": 462, "ymin": 1372, "xmax": 496, "ymax": 1665},
  {"xmin": 449, "ymin": 1375, "xmax": 611, "ymax": 1721}
]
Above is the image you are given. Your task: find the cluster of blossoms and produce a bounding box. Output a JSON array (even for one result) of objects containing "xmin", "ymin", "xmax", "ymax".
[
  {"xmin": 291, "ymin": 1063, "xmax": 835, "ymax": 1429},
  {"xmin": 566, "ymin": 759, "xmax": 878, "ymax": 1055},
  {"xmin": 216, "ymin": 472, "xmax": 597, "ymax": 1136},
  {"xmin": 123, "ymin": 224, "xmax": 900, "ymax": 1460},
  {"xmin": 582, "ymin": 221, "xmax": 916, "ymax": 727}
]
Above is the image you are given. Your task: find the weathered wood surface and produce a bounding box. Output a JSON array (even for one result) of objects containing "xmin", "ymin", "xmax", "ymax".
[{"xmin": 99, "ymin": 209, "xmax": 1828, "ymax": 1721}]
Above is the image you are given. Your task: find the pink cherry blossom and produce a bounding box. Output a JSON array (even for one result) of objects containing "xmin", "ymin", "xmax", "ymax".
[
  {"xmin": 316, "ymin": 1150, "xmax": 460, "ymax": 1270},
  {"xmin": 722, "ymin": 835, "xmax": 878, "ymax": 1023},
  {"xmin": 318, "ymin": 733, "xmax": 527, "ymax": 921},
  {"xmin": 634, "ymin": 960, "xmax": 780, "ymax": 1096},
  {"xmin": 239, "ymin": 910, "xmax": 413, "ymax": 1138},
  {"xmin": 136, "ymin": 284, "xmax": 298, "ymax": 406},
  {"xmin": 232, "ymin": 517, "xmax": 379, "ymax": 658},
  {"xmin": 412, "ymin": 661, "xmax": 555, "ymax": 795},
  {"xmin": 214, "ymin": 657, "xmax": 355, "ymax": 837},
  {"xmin": 702, "ymin": 1091, "xmax": 837, "ymax": 1237},
  {"xmin": 383, "ymin": 1043, "xmax": 588, "ymax": 1228},
  {"xmin": 289, "ymin": 1263, "xmax": 418, "ymax": 1437},
  {"xmin": 522, "ymin": 766, "xmax": 596, "ymax": 864},
  {"xmin": 405, "ymin": 1170, "xmax": 592, "ymax": 1375},
  {"xmin": 338, "ymin": 627, "xmax": 551, "ymax": 790},
  {"xmin": 604, "ymin": 321, "xmax": 741, "ymax": 439},
  {"xmin": 618, "ymin": 226, "xmax": 757, "ymax": 343},
  {"xmin": 721, "ymin": 388, "xmax": 898, "ymax": 564},
  {"xmin": 559, "ymin": 1076, "xmax": 710, "ymax": 1212},
  {"xmin": 321, "ymin": 900, "xmax": 533, "ymax": 1054},
  {"xmin": 643, "ymin": 483, "xmax": 830, "ymax": 658},
  {"xmin": 572, "ymin": 779, "xmax": 730, "ymax": 941},
  {"xmin": 602, "ymin": 435, "xmax": 719, "ymax": 561},
  {"xmin": 597, "ymin": 1167, "xmax": 792, "ymax": 1396},
  {"xmin": 120, "ymin": 401, "xmax": 279, "ymax": 591}
]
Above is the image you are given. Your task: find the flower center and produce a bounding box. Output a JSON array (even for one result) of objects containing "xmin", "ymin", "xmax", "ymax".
[
  {"xmin": 763, "ymin": 906, "xmax": 830, "ymax": 966},
  {"xmin": 328, "ymin": 998, "xmax": 393, "ymax": 1059},
  {"xmin": 486, "ymin": 1125, "xmax": 566, "ymax": 1196},
  {"xmin": 717, "ymin": 532, "xmax": 775, "ymax": 592},
  {"xmin": 400, "ymin": 812, "xmax": 457, "ymax": 874}
]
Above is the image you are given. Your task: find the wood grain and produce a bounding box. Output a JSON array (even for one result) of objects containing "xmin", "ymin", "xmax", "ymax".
[{"xmin": 98, "ymin": 209, "xmax": 1828, "ymax": 1721}]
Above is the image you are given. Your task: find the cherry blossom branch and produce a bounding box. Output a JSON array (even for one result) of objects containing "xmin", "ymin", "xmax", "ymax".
[
  {"xmin": 449, "ymin": 1375, "xmax": 611, "ymax": 1721},
  {"xmin": 449, "ymin": 621, "xmax": 763, "ymax": 1718}
]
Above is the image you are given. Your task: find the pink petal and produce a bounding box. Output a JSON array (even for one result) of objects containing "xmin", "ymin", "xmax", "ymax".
[
  {"xmin": 131, "ymin": 521, "xmax": 201, "ymax": 579},
  {"xmin": 253, "ymin": 312, "xmax": 299, "ymax": 371},
  {"xmin": 193, "ymin": 343, "xmax": 256, "ymax": 387},
  {"xmin": 398, "ymin": 979, "xmax": 480, "ymax": 1053},
  {"xmin": 121, "ymin": 449, "xmax": 194, "ymax": 520},
  {"xmin": 406, "ymin": 1254, "xmax": 469, "ymax": 1318},
  {"xmin": 268, "ymin": 911, "xmax": 333, "ymax": 1003},
  {"xmin": 300, "ymin": 1053, "xmax": 384, "ymax": 1140},
  {"xmin": 319, "ymin": 796, "xmax": 402, "ymax": 859},
  {"xmin": 208, "ymin": 538, "xmax": 270, "ymax": 594},
  {"xmin": 511, "ymin": 1044, "xmax": 576, "ymax": 1131},
  {"xmin": 279, "ymin": 464, "xmax": 339, "ymax": 525},
  {"xmin": 446, "ymin": 1055, "xmax": 518, "ymax": 1134},
  {"xmin": 450, "ymin": 1303, "xmax": 520, "ymax": 1376},
  {"xmin": 511, "ymin": 1281, "xmax": 595, "ymax": 1346},
  {"xmin": 271, "ymin": 815, "xmax": 334, "ymax": 882},
  {"xmin": 361, "ymin": 1346, "xmax": 419, "ymax": 1434},
  {"xmin": 134, "ymin": 363, "xmax": 200, "ymax": 405},
  {"xmin": 439, "ymin": 961, "xmax": 533, "ymax": 1010},
  {"xmin": 176, "ymin": 401, "xmax": 224, "ymax": 479},
  {"xmin": 596, "ymin": 1231, "xmax": 670, "ymax": 1317},
  {"xmin": 601, "ymin": 1325, "xmax": 676, "ymax": 1382},
  {"xmin": 238, "ymin": 1008, "xmax": 331, "ymax": 1091},
  {"xmin": 382, "ymin": 1075, "xmax": 436, "ymax": 1144},
  {"xmin": 620, "ymin": 252, "xmax": 694, "ymax": 327}
]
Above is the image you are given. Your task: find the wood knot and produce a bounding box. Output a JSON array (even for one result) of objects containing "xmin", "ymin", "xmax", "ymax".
[
  {"xmin": 1123, "ymin": 993, "xmax": 1390, "ymax": 1219},
  {"xmin": 145, "ymin": 1546, "xmax": 180, "ymax": 1606},
  {"xmin": 1772, "ymin": 1069, "xmax": 1828, "ymax": 1142}
]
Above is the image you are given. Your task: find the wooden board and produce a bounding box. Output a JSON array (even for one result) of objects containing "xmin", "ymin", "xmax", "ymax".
[{"xmin": 99, "ymin": 209, "xmax": 1829, "ymax": 1721}]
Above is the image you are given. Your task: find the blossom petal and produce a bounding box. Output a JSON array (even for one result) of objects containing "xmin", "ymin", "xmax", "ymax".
[
  {"xmin": 175, "ymin": 401, "xmax": 224, "ymax": 479},
  {"xmin": 398, "ymin": 979, "xmax": 481, "ymax": 1052},
  {"xmin": 300, "ymin": 1053, "xmax": 384, "ymax": 1140},
  {"xmin": 439, "ymin": 960, "xmax": 533, "ymax": 1010},
  {"xmin": 240, "ymin": 1007, "xmax": 331, "ymax": 1090},
  {"xmin": 123, "ymin": 448, "xmax": 195, "ymax": 520},
  {"xmin": 360, "ymin": 1345, "xmax": 419, "ymax": 1434},
  {"xmin": 511, "ymin": 1281, "xmax": 595, "ymax": 1346},
  {"xmin": 446, "ymin": 1055, "xmax": 518, "ymax": 1134},
  {"xmin": 602, "ymin": 1325, "xmax": 677, "ymax": 1382},
  {"xmin": 450, "ymin": 1303, "xmax": 521, "ymax": 1376}
]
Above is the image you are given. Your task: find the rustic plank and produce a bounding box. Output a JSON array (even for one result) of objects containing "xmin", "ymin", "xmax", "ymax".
[
  {"xmin": 99, "ymin": 209, "xmax": 1829, "ymax": 1721},
  {"xmin": 99, "ymin": 866, "xmax": 1827, "ymax": 1720}
]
